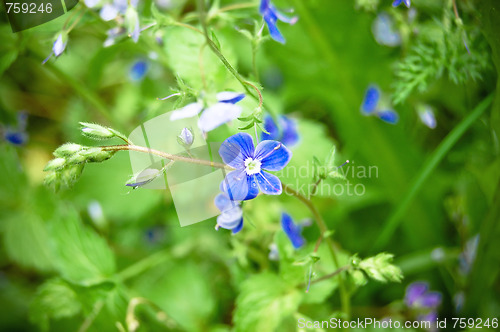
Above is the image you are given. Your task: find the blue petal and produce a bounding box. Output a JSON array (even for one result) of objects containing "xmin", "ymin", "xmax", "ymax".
[
  {"xmin": 254, "ymin": 140, "xmax": 292, "ymax": 171},
  {"xmin": 263, "ymin": 11, "xmax": 285, "ymax": 44},
  {"xmin": 281, "ymin": 212, "xmax": 305, "ymax": 249},
  {"xmin": 221, "ymin": 169, "xmax": 259, "ymax": 201},
  {"xmin": 198, "ymin": 102, "xmax": 242, "ymax": 132},
  {"xmin": 219, "ymin": 133, "xmax": 255, "ymax": 169},
  {"xmin": 170, "ymin": 102, "xmax": 203, "ymax": 121},
  {"xmin": 272, "ymin": 5, "xmax": 298, "ymax": 25},
  {"xmin": 377, "ymin": 110, "xmax": 399, "ymax": 124},
  {"xmin": 279, "ymin": 116, "xmax": 299, "ymax": 146},
  {"xmin": 53, "ymin": 34, "xmax": 67, "ymax": 57},
  {"xmin": 216, "ymin": 91, "xmax": 245, "ymax": 104},
  {"xmin": 392, "ymin": 0, "xmax": 403, "ymax": 6},
  {"xmin": 421, "ymin": 292, "xmax": 442, "ymax": 308},
  {"xmin": 214, "ymin": 193, "xmax": 239, "ymax": 212},
  {"xmin": 259, "ymin": 0, "xmax": 270, "ymax": 14},
  {"xmin": 255, "ymin": 171, "xmax": 282, "ymax": 195},
  {"xmin": 405, "ymin": 282, "xmax": 428, "ymax": 306},
  {"xmin": 372, "ymin": 13, "xmax": 401, "ymax": 47},
  {"xmin": 100, "ymin": 4, "xmax": 119, "ymax": 21},
  {"xmin": 4, "ymin": 131, "xmax": 28, "ymax": 145},
  {"xmin": 130, "ymin": 60, "xmax": 148, "ymax": 81},
  {"xmin": 361, "ymin": 85, "xmax": 380, "ymax": 114},
  {"xmin": 217, "ymin": 206, "xmax": 243, "ymax": 230},
  {"xmin": 261, "ymin": 115, "xmax": 280, "ymax": 141},
  {"xmin": 231, "ymin": 219, "xmax": 244, "ymax": 234}
]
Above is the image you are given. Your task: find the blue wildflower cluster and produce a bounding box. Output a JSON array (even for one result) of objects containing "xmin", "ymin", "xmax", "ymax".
[{"xmin": 405, "ymin": 282, "xmax": 442, "ymax": 323}]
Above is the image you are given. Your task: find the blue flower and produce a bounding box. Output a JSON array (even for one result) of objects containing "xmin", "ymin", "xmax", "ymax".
[
  {"xmin": 281, "ymin": 212, "xmax": 305, "ymax": 249},
  {"xmin": 259, "ymin": 0, "xmax": 298, "ymax": 44},
  {"xmin": 372, "ymin": 13, "xmax": 401, "ymax": 47},
  {"xmin": 170, "ymin": 92, "xmax": 245, "ymax": 133},
  {"xmin": 261, "ymin": 115, "xmax": 299, "ymax": 147},
  {"xmin": 361, "ymin": 85, "xmax": 399, "ymax": 124},
  {"xmin": 99, "ymin": 0, "xmax": 138, "ymax": 21},
  {"xmin": 42, "ymin": 34, "xmax": 67, "ymax": 64},
  {"xmin": 392, "ymin": 0, "xmax": 411, "ymax": 8},
  {"xmin": 418, "ymin": 105, "xmax": 437, "ymax": 129},
  {"xmin": 2, "ymin": 112, "xmax": 29, "ymax": 146},
  {"xmin": 219, "ymin": 133, "xmax": 292, "ymax": 201},
  {"xmin": 214, "ymin": 192, "xmax": 244, "ymax": 234},
  {"xmin": 130, "ymin": 60, "xmax": 148, "ymax": 81},
  {"xmin": 405, "ymin": 282, "xmax": 442, "ymax": 308}
]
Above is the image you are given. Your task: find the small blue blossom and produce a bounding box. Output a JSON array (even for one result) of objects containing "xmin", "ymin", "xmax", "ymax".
[
  {"xmin": 261, "ymin": 115, "xmax": 299, "ymax": 147},
  {"xmin": 2, "ymin": 112, "xmax": 29, "ymax": 146},
  {"xmin": 129, "ymin": 60, "xmax": 148, "ymax": 81},
  {"xmin": 177, "ymin": 127, "xmax": 194, "ymax": 147},
  {"xmin": 281, "ymin": 212, "xmax": 305, "ymax": 249},
  {"xmin": 405, "ymin": 282, "xmax": 442, "ymax": 308},
  {"xmin": 219, "ymin": 132, "xmax": 292, "ymax": 201},
  {"xmin": 170, "ymin": 92, "xmax": 245, "ymax": 133},
  {"xmin": 372, "ymin": 13, "xmax": 401, "ymax": 47},
  {"xmin": 214, "ymin": 192, "xmax": 244, "ymax": 234},
  {"xmin": 392, "ymin": 0, "xmax": 411, "ymax": 8},
  {"xmin": 259, "ymin": 0, "xmax": 298, "ymax": 44},
  {"xmin": 43, "ymin": 34, "xmax": 67, "ymax": 64},
  {"xmin": 99, "ymin": 0, "xmax": 138, "ymax": 21},
  {"xmin": 418, "ymin": 105, "xmax": 437, "ymax": 129},
  {"xmin": 361, "ymin": 85, "xmax": 399, "ymax": 124}
]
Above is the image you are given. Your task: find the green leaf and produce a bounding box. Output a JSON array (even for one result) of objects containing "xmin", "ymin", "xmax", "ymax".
[
  {"xmin": 29, "ymin": 278, "xmax": 82, "ymax": 332},
  {"xmin": 49, "ymin": 209, "xmax": 116, "ymax": 285},
  {"xmin": 234, "ymin": 273, "xmax": 302, "ymax": 332}
]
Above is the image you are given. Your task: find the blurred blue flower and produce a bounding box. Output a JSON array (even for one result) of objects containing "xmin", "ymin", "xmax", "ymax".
[
  {"xmin": 361, "ymin": 85, "xmax": 399, "ymax": 124},
  {"xmin": 99, "ymin": 0, "xmax": 138, "ymax": 21},
  {"xmin": 405, "ymin": 282, "xmax": 442, "ymax": 308},
  {"xmin": 372, "ymin": 13, "xmax": 401, "ymax": 47},
  {"xmin": 129, "ymin": 60, "xmax": 148, "ymax": 81},
  {"xmin": 393, "ymin": 0, "xmax": 411, "ymax": 8},
  {"xmin": 214, "ymin": 192, "xmax": 244, "ymax": 234},
  {"xmin": 177, "ymin": 127, "xmax": 194, "ymax": 147},
  {"xmin": 261, "ymin": 115, "xmax": 299, "ymax": 147},
  {"xmin": 170, "ymin": 92, "xmax": 245, "ymax": 133},
  {"xmin": 219, "ymin": 132, "xmax": 292, "ymax": 201},
  {"xmin": 259, "ymin": 0, "xmax": 298, "ymax": 44},
  {"xmin": 418, "ymin": 105, "xmax": 437, "ymax": 129},
  {"xmin": 43, "ymin": 34, "xmax": 67, "ymax": 64},
  {"xmin": 281, "ymin": 212, "xmax": 305, "ymax": 249},
  {"xmin": 2, "ymin": 112, "xmax": 28, "ymax": 146}
]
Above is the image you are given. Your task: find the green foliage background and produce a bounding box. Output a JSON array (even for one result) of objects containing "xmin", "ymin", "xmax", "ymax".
[{"xmin": 1, "ymin": 0, "xmax": 500, "ymax": 331}]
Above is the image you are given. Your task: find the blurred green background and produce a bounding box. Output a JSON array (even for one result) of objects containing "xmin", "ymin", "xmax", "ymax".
[{"xmin": 1, "ymin": 0, "xmax": 500, "ymax": 331}]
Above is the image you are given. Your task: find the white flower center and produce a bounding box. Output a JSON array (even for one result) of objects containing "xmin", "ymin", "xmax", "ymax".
[{"xmin": 244, "ymin": 158, "xmax": 261, "ymax": 175}]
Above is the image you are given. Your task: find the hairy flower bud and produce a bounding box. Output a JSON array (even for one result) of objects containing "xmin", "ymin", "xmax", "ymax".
[
  {"xmin": 79, "ymin": 148, "xmax": 115, "ymax": 162},
  {"xmin": 44, "ymin": 158, "xmax": 67, "ymax": 171},
  {"xmin": 53, "ymin": 143, "xmax": 83, "ymax": 157},
  {"xmin": 80, "ymin": 122, "xmax": 115, "ymax": 140}
]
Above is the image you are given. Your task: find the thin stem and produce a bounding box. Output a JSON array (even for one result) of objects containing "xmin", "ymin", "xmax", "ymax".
[
  {"xmin": 374, "ymin": 94, "xmax": 493, "ymax": 250},
  {"xmin": 299, "ymin": 266, "xmax": 350, "ymax": 288},
  {"xmin": 116, "ymin": 249, "xmax": 171, "ymax": 282},
  {"xmin": 172, "ymin": 21, "xmax": 204, "ymax": 36},
  {"xmin": 197, "ymin": 0, "xmax": 263, "ymax": 108},
  {"xmin": 101, "ymin": 144, "xmax": 233, "ymax": 171},
  {"xmin": 217, "ymin": 2, "xmax": 257, "ymax": 14},
  {"xmin": 282, "ymin": 184, "xmax": 351, "ymax": 316},
  {"xmin": 78, "ymin": 300, "xmax": 104, "ymax": 332}
]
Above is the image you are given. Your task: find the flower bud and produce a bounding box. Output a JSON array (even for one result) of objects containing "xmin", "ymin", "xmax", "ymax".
[
  {"xmin": 358, "ymin": 253, "xmax": 403, "ymax": 283},
  {"xmin": 62, "ymin": 164, "xmax": 84, "ymax": 185},
  {"xmin": 80, "ymin": 122, "xmax": 115, "ymax": 140},
  {"xmin": 44, "ymin": 158, "xmax": 66, "ymax": 171},
  {"xmin": 53, "ymin": 143, "xmax": 83, "ymax": 157},
  {"xmin": 177, "ymin": 127, "xmax": 194, "ymax": 147},
  {"xmin": 79, "ymin": 148, "xmax": 115, "ymax": 162},
  {"xmin": 66, "ymin": 152, "xmax": 87, "ymax": 165}
]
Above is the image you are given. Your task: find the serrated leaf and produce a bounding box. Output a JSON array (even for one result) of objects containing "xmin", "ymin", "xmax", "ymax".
[
  {"xmin": 234, "ymin": 272, "xmax": 302, "ymax": 332},
  {"xmin": 49, "ymin": 209, "xmax": 116, "ymax": 285}
]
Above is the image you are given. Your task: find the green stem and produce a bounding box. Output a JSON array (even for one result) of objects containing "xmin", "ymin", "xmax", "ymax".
[
  {"xmin": 299, "ymin": 266, "xmax": 350, "ymax": 288},
  {"xmin": 374, "ymin": 94, "xmax": 494, "ymax": 249},
  {"xmin": 283, "ymin": 184, "xmax": 351, "ymax": 317},
  {"xmin": 116, "ymin": 250, "xmax": 171, "ymax": 282},
  {"xmin": 101, "ymin": 144, "xmax": 233, "ymax": 170}
]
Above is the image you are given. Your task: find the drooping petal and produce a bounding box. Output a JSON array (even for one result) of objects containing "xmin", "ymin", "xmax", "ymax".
[
  {"xmin": 100, "ymin": 4, "xmax": 119, "ymax": 21},
  {"xmin": 393, "ymin": 0, "xmax": 411, "ymax": 8},
  {"xmin": 281, "ymin": 212, "xmax": 305, "ymax": 249},
  {"xmin": 53, "ymin": 34, "xmax": 67, "ymax": 57},
  {"xmin": 279, "ymin": 116, "xmax": 299, "ymax": 147},
  {"xmin": 421, "ymin": 292, "xmax": 442, "ymax": 308},
  {"xmin": 219, "ymin": 133, "xmax": 255, "ymax": 169},
  {"xmin": 216, "ymin": 205, "xmax": 244, "ymax": 230},
  {"xmin": 170, "ymin": 102, "xmax": 203, "ymax": 121},
  {"xmin": 198, "ymin": 102, "xmax": 242, "ymax": 132},
  {"xmin": 221, "ymin": 169, "xmax": 259, "ymax": 201},
  {"xmin": 263, "ymin": 11, "xmax": 285, "ymax": 44},
  {"xmin": 405, "ymin": 282, "xmax": 428, "ymax": 306},
  {"xmin": 214, "ymin": 193, "xmax": 239, "ymax": 212},
  {"xmin": 372, "ymin": 13, "xmax": 401, "ymax": 47},
  {"xmin": 254, "ymin": 140, "xmax": 292, "ymax": 171},
  {"xmin": 261, "ymin": 115, "xmax": 280, "ymax": 141},
  {"xmin": 259, "ymin": 0, "xmax": 270, "ymax": 13},
  {"xmin": 273, "ymin": 6, "xmax": 298, "ymax": 25},
  {"xmin": 361, "ymin": 85, "xmax": 380, "ymax": 114},
  {"xmin": 255, "ymin": 171, "xmax": 282, "ymax": 195},
  {"xmin": 231, "ymin": 218, "xmax": 244, "ymax": 234},
  {"xmin": 377, "ymin": 110, "xmax": 399, "ymax": 124},
  {"xmin": 216, "ymin": 91, "xmax": 245, "ymax": 104}
]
